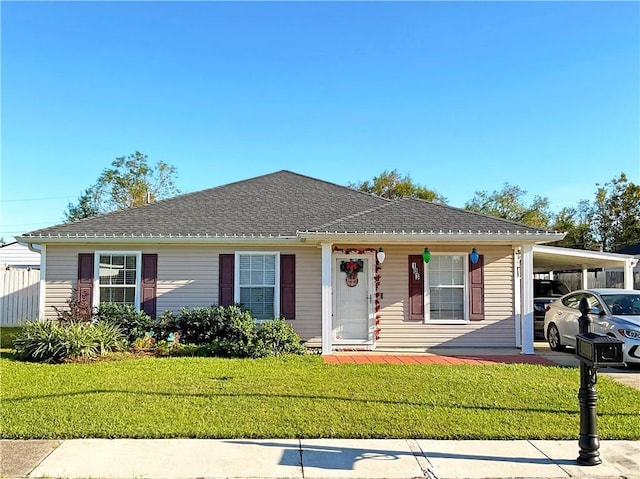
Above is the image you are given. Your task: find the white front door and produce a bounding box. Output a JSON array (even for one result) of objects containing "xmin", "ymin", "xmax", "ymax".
[{"xmin": 333, "ymin": 255, "xmax": 372, "ymax": 344}]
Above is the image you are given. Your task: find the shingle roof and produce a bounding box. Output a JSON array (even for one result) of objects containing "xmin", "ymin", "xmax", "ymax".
[
  {"xmin": 20, "ymin": 170, "xmax": 560, "ymax": 241},
  {"xmin": 617, "ymin": 243, "xmax": 640, "ymax": 255}
]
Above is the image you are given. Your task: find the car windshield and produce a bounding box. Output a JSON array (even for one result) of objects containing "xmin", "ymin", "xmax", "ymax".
[{"xmin": 601, "ymin": 293, "xmax": 640, "ymax": 315}]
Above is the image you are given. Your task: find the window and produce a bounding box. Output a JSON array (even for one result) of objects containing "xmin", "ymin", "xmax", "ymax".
[
  {"xmin": 235, "ymin": 252, "xmax": 279, "ymax": 320},
  {"xmin": 563, "ymin": 293, "xmax": 602, "ymax": 312},
  {"xmin": 425, "ymin": 255, "xmax": 465, "ymax": 321},
  {"xmin": 96, "ymin": 252, "xmax": 141, "ymax": 307}
]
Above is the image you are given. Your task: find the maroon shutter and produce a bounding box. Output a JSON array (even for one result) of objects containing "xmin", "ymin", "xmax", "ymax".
[
  {"xmin": 77, "ymin": 253, "xmax": 95, "ymax": 310},
  {"xmin": 219, "ymin": 254, "xmax": 234, "ymax": 306},
  {"xmin": 469, "ymin": 254, "xmax": 485, "ymax": 321},
  {"xmin": 141, "ymin": 254, "xmax": 158, "ymax": 319},
  {"xmin": 280, "ymin": 254, "xmax": 296, "ymax": 320},
  {"xmin": 408, "ymin": 255, "xmax": 424, "ymax": 321}
]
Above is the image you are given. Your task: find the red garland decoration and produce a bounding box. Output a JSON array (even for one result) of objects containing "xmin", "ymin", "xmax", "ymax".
[{"xmin": 333, "ymin": 246, "xmax": 383, "ymax": 340}]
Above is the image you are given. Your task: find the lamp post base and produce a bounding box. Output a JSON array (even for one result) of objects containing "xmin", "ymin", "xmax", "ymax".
[{"xmin": 577, "ymin": 448, "xmax": 602, "ymax": 466}]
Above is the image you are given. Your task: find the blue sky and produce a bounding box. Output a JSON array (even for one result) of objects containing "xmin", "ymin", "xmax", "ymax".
[{"xmin": 1, "ymin": 1, "xmax": 639, "ymax": 241}]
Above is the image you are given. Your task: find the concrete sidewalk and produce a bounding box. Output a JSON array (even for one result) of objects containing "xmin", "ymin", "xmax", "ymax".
[{"xmin": 2, "ymin": 438, "xmax": 638, "ymax": 479}]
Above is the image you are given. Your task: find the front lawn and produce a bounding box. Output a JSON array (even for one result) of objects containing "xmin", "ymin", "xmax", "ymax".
[
  {"xmin": 1, "ymin": 355, "xmax": 638, "ymax": 439},
  {"xmin": 0, "ymin": 327, "xmax": 22, "ymax": 349}
]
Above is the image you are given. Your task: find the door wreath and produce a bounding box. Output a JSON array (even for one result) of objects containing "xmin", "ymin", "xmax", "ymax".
[{"xmin": 340, "ymin": 259, "xmax": 364, "ymax": 287}]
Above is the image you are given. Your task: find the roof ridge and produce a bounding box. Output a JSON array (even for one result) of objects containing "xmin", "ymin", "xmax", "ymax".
[
  {"xmin": 402, "ymin": 196, "xmax": 559, "ymax": 233},
  {"xmin": 313, "ymin": 199, "xmax": 403, "ymax": 230},
  {"xmin": 279, "ymin": 170, "xmax": 394, "ymax": 203}
]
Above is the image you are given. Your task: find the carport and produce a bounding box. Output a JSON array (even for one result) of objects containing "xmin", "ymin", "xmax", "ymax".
[{"xmin": 516, "ymin": 245, "xmax": 638, "ymax": 354}]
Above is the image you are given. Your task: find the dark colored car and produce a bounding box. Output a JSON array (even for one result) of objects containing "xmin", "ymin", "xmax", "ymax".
[{"xmin": 534, "ymin": 279, "xmax": 570, "ymax": 338}]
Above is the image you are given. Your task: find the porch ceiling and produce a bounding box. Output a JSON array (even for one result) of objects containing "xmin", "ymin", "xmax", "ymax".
[{"xmin": 532, "ymin": 245, "xmax": 636, "ymax": 273}]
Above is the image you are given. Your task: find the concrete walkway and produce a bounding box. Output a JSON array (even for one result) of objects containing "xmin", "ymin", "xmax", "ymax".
[{"xmin": 1, "ymin": 438, "xmax": 638, "ymax": 479}]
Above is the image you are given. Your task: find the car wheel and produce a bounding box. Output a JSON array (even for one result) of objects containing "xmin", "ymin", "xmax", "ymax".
[{"xmin": 547, "ymin": 323, "xmax": 565, "ymax": 352}]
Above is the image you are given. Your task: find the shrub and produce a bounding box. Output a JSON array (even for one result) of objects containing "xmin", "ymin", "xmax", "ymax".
[
  {"xmin": 170, "ymin": 306, "xmax": 227, "ymax": 345},
  {"xmin": 63, "ymin": 322, "xmax": 99, "ymax": 360},
  {"xmin": 131, "ymin": 335, "xmax": 155, "ymax": 352},
  {"xmin": 13, "ymin": 320, "xmax": 125, "ymax": 363},
  {"xmin": 206, "ymin": 306, "xmax": 258, "ymax": 358},
  {"xmin": 91, "ymin": 321, "xmax": 127, "ymax": 355},
  {"xmin": 53, "ymin": 289, "xmax": 93, "ymax": 324},
  {"xmin": 154, "ymin": 306, "xmax": 306, "ymax": 358},
  {"xmin": 253, "ymin": 317, "xmax": 306, "ymax": 357},
  {"xmin": 14, "ymin": 321, "xmax": 68, "ymax": 363},
  {"xmin": 95, "ymin": 303, "xmax": 154, "ymax": 343},
  {"xmin": 154, "ymin": 310, "xmax": 179, "ymax": 341}
]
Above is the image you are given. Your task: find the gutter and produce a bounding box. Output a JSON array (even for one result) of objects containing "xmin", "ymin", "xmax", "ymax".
[
  {"xmin": 17, "ymin": 230, "xmax": 566, "ymax": 246},
  {"xmin": 16, "ymin": 234, "xmax": 302, "ymax": 246}
]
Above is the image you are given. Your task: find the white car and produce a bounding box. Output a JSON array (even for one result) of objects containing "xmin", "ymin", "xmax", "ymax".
[{"xmin": 544, "ymin": 288, "xmax": 640, "ymax": 367}]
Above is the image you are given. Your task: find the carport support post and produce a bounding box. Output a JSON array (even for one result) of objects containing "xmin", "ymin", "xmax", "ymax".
[
  {"xmin": 520, "ymin": 245, "xmax": 534, "ymax": 354},
  {"xmin": 576, "ymin": 298, "xmax": 601, "ymax": 466}
]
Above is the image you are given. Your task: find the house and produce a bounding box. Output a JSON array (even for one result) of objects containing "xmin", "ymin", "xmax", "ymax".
[
  {"xmin": 0, "ymin": 242, "xmax": 41, "ymax": 270},
  {"xmin": 18, "ymin": 170, "xmax": 575, "ymax": 353},
  {"xmin": 612, "ymin": 242, "xmax": 640, "ymax": 290}
]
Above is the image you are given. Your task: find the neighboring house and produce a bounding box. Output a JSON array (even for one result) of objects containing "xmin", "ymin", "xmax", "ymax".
[
  {"xmin": 612, "ymin": 242, "xmax": 640, "ymax": 290},
  {"xmin": 19, "ymin": 170, "xmax": 570, "ymax": 353},
  {"xmin": 0, "ymin": 242, "xmax": 41, "ymax": 269},
  {"xmin": 0, "ymin": 242, "xmax": 41, "ymax": 325}
]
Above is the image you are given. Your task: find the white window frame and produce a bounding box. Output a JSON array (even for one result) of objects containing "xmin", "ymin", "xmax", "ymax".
[
  {"xmin": 424, "ymin": 253, "xmax": 469, "ymax": 324},
  {"xmin": 93, "ymin": 251, "xmax": 142, "ymax": 309},
  {"xmin": 234, "ymin": 251, "xmax": 280, "ymax": 320}
]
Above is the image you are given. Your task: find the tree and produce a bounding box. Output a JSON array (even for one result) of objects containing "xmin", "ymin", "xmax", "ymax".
[
  {"xmin": 464, "ymin": 183, "xmax": 552, "ymax": 228},
  {"xmin": 593, "ymin": 173, "xmax": 640, "ymax": 252},
  {"xmin": 64, "ymin": 188, "xmax": 100, "ymax": 222},
  {"xmin": 550, "ymin": 200, "xmax": 597, "ymax": 250},
  {"xmin": 64, "ymin": 152, "xmax": 180, "ymax": 222},
  {"xmin": 349, "ymin": 169, "xmax": 447, "ymax": 203}
]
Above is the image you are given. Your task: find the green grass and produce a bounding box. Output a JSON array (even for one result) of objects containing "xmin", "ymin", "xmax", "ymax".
[
  {"xmin": 0, "ymin": 327, "xmax": 22, "ymax": 349},
  {"xmin": 1, "ymin": 355, "xmax": 639, "ymax": 440}
]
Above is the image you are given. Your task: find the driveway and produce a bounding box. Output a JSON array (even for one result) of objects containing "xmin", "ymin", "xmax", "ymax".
[{"xmin": 535, "ymin": 341, "xmax": 640, "ymax": 390}]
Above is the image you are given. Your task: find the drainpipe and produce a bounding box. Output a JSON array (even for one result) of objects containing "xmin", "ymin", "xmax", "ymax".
[
  {"xmin": 27, "ymin": 243, "xmax": 46, "ymax": 320},
  {"xmin": 26, "ymin": 243, "xmax": 41, "ymax": 254}
]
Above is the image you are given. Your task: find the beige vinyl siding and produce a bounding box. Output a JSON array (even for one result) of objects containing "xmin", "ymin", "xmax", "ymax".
[
  {"xmin": 373, "ymin": 245, "xmax": 516, "ymax": 350},
  {"xmin": 155, "ymin": 245, "xmax": 322, "ymax": 345},
  {"xmin": 42, "ymin": 244, "xmax": 323, "ymax": 345},
  {"xmin": 43, "ymin": 242, "xmax": 515, "ymax": 349},
  {"xmin": 44, "ymin": 245, "xmax": 82, "ymax": 319}
]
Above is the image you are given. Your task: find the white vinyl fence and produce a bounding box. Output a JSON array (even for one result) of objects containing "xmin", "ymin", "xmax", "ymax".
[{"xmin": 1, "ymin": 269, "xmax": 40, "ymax": 326}]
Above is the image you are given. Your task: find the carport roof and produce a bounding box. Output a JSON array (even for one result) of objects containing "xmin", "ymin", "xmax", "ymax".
[{"xmin": 532, "ymin": 245, "xmax": 638, "ymax": 272}]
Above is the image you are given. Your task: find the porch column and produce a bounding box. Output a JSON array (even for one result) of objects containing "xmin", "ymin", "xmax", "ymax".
[
  {"xmin": 513, "ymin": 248, "xmax": 522, "ymax": 348},
  {"xmin": 521, "ymin": 245, "xmax": 534, "ymax": 354},
  {"xmin": 321, "ymin": 242, "xmax": 333, "ymax": 355},
  {"xmin": 624, "ymin": 259, "xmax": 637, "ymax": 290},
  {"xmin": 581, "ymin": 267, "xmax": 589, "ymax": 289}
]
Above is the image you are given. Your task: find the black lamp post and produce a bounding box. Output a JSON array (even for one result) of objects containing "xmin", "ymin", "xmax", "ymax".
[{"xmin": 576, "ymin": 297, "xmax": 601, "ymax": 466}]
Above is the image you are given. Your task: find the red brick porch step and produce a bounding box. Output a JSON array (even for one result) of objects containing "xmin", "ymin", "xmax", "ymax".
[{"xmin": 323, "ymin": 353, "xmax": 557, "ymax": 366}]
